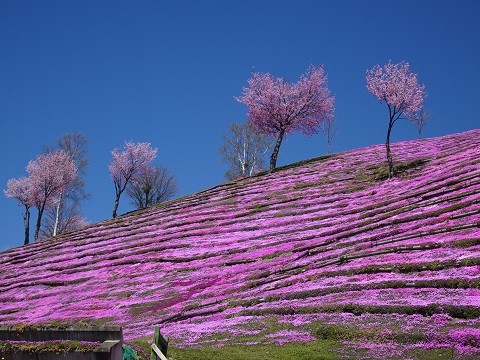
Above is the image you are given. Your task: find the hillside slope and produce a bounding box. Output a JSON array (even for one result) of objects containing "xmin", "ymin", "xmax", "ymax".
[{"xmin": 1, "ymin": 129, "xmax": 479, "ymax": 359}]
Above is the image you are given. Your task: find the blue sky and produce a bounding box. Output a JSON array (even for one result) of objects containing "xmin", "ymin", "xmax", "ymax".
[{"xmin": 1, "ymin": 0, "xmax": 479, "ymax": 251}]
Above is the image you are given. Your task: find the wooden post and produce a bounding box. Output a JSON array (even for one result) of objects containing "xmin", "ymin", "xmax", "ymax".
[
  {"xmin": 151, "ymin": 344, "xmax": 168, "ymax": 360},
  {"xmin": 150, "ymin": 327, "xmax": 169, "ymax": 360}
]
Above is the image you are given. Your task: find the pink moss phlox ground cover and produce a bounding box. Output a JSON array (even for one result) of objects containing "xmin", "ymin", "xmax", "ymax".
[{"xmin": 1, "ymin": 129, "xmax": 479, "ymax": 359}]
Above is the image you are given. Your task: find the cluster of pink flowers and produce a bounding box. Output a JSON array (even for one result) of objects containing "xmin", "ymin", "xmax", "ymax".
[
  {"xmin": 0, "ymin": 129, "xmax": 479, "ymax": 359},
  {"xmin": 366, "ymin": 61, "xmax": 425, "ymax": 120}
]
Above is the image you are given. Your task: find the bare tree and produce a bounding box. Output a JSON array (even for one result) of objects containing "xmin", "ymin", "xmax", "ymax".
[
  {"xmin": 414, "ymin": 109, "xmax": 431, "ymax": 138},
  {"xmin": 220, "ymin": 122, "xmax": 272, "ymax": 181},
  {"xmin": 126, "ymin": 165, "xmax": 177, "ymax": 209},
  {"xmin": 320, "ymin": 117, "xmax": 336, "ymax": 152},
  {"xmin": 40, "ymin": 202, "xmax": 88, "ymax": 239}
]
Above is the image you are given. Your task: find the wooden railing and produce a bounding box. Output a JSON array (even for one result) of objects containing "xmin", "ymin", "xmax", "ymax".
[{"xmin": 150, "ymin": 327, "xmax": 169, "ymax": 360}]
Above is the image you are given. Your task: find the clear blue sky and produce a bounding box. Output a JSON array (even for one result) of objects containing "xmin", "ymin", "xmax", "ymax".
[{"xmin": 1, "ymin": 0, "xmax": 479, "ymax": 251}]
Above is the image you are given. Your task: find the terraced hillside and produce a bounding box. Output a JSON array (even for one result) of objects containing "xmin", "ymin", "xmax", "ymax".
[{"xmin": 1, "ymin": 130, "xmax": 479, "ymax": 359}]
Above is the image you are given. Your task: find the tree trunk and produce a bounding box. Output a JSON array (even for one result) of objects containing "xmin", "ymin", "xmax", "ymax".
[
  {"xmin": 112, "ymin": 194, "xmax": 120, "ymax": 218},
  {"xmin": 145, "ymin": 188, "xmax": 151, "ymax": 208},
  {"xmin": 386, "ymin": 120, "xmax": 394, "ymax": 179},
  {"xmin": 23, "ymin": 206, "xmax": 30, "ymax": 245},
  {"xmin": 112, "ymin": 178, "xmax": 131, "ymax": 217},
  {"xmin": 34, "ymin": 204, "xmax": 45, "ymax": 241},
  {"xmin": 269, "ymin": 130, "xmax": 285, "ymax": 172},
  {"xmin": 53, "ymin": 193, "xmax": 63, "ymax": 237},
  {"xmin": 249, "ymin": 157, "xmax": 256, "ymax": 176},
  {"xmin": 241, "ymin": 138, "xmax": 247, "ymax": 175}
]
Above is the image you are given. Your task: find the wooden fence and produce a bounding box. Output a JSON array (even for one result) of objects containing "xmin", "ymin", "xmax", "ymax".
[
  {"xmin": 0, "ymin": 326, "xmax": 123, "ymax": 360},
  {"xmin": 150, "ymin": 327, "xmax": 169, "ymax": 360}
]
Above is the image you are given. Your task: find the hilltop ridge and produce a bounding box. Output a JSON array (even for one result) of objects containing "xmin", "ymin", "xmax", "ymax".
[{"xmin": 1, "ymin": 129, "xmax": 479, "ymax": 359}]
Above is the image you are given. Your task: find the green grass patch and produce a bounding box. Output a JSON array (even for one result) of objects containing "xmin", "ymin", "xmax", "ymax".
[
  {"xmin": 126, "ymin": 318, "xmax": 480, "ymax": 360},
  {"xmin": 364, "ymin": 158, "xmax": 429, "ymax": 181},
  {"xmin": 113, "ymin": 290, "xmax": 135, "ymax": 298},
  {"xmin": 216, "ymin": 197, "xmax": 237, "ymax": 206},
  {"xmin": 451, "ymin": 238, "xmax": 480, "ymax": 248},
  {"xmin": 312, "ymin": 323, "xmax": 359, "ymax": 341},
  {"xmin": 293, "ymin": 181, "xmax": 316, "ymax": 190},
  {"xmin": 167, "ymin": 340, "xmax": 340, "ymax": 360},
  {"xmin": 260, "ymin": 251, "xmax": 290, "ymax": 260},
  {"xmin": 310, "ymin": 322, "xmax": 426, "ymax": 344},
  {"xmin": 245, "ymin": 204, "xmax": 270, "ymax": 215},
  {"xmin": 405, "ymin": 347, "xmax": 472, "ymax": 360},
  {"xmin": 273, "ymin": 210, "xmax": 297, "ymax": 218},
  {"xmin": 241, "ymin": 304, "xmax": 480, "ymax": 319}
]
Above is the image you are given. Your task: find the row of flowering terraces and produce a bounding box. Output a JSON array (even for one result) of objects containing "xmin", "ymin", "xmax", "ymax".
[{"xmin": 1, "ymin": 129, "xmax": 479, "ymax": 359}]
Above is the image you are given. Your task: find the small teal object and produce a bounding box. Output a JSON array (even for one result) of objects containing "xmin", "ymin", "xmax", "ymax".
[{"xmin": 122, "ymin": 345, "xmax": 138, "ymax": 360}]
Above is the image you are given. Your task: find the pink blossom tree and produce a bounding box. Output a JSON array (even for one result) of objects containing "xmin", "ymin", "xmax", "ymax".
[
  {"xmin": 237, "ymin": 65, "xmax": 335, "ymax": 171},
  {"xmin": 109, "ymin": 141, "xmax": 157, "ymax": 218},
  {"xmin": 4, "ymin": 177, "xmax": 34, "ymax": 245},
  {"xmin": 366, "ymin": 61, "xmax": 426, "ymax": 178},
  {"xmin": 43, "ymin": 133, "xmax": 89, "ymax": 237},
  {"xmin": 27, "ymin": 150, "xmax": 78, "ymax": 241}
]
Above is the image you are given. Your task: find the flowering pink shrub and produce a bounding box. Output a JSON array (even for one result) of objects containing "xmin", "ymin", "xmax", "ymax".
[{"xmin": 449, "ymin": 328, "xmax": 480, "ymax": 348}]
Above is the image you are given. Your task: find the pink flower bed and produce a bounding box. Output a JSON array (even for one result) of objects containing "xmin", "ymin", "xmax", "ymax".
[{"xmin": 1, "ymin": 129, "xmax": 479, "ymax": 359}]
